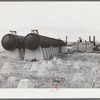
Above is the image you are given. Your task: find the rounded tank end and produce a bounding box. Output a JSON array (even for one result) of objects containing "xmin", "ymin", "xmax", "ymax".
[
  {"xmin": 1, "ymin": 34, "xmax": 17, "ymax": 50},
  {"xmin": 24, "ymin": 33, "xmax": 40, "ymax": 50}
]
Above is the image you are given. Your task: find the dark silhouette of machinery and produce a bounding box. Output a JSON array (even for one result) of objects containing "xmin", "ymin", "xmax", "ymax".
[
  {"xmin": 24, "ymin": 30, "xmax": 66, "ymax": 50},
  {"xmin": 1, "ymin": 30, "xmax": 66, "ymax": 51},
  {"xmin": 1, "ymin": 31, "xmax": 24, "ymax": 50}
]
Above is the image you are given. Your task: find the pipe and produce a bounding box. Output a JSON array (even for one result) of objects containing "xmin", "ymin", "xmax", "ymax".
[
  {"xmin": 93, "ymin": 36, "xmax": 95, "ymax": 46},
  {"xmin": 89, "ymin": 36, "xmax": 91, "ymax": 42},
  {"xmin": 24, "ymin": 33, "xmax": 66, "ymax": 50}
]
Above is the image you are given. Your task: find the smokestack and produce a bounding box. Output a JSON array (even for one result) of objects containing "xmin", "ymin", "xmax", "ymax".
[
  {"xmin": 93, "ymin": 36, "xmax": 95, "ymax": 46},
  {"xmin": 89, "ymin": 36, "xmax": 91, "ymax": 42},
  {"xmin": 66, "ymin": 36, "xmax": 67, "ymax": 46}
]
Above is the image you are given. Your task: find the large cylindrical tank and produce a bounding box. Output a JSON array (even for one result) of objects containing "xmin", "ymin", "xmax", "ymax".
[
  {"xmin": 1, "ymin": 34, "xmax": 24, "ymax": 50},
  {"xmin": 24, "ymin": 33, "xmax": 40, "ymax": 50},
  {"xmin": 24, "ymin": 33, "xmax": 66, "ymax": 50}
]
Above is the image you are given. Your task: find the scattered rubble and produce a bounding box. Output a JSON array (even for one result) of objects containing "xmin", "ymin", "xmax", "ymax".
[
  {"xmin": 73, "ymin": 62, "xmax": 80, "ymax": 69},
  {"xmin": 72, "ymin": 73, "xmax": 84, "ymax": 82},
  {"xmin": 0, "ymin": 62, "xmax": 14, "ymax": 76},
  {"xmin": 0, "ymin": 53, "xmax": 100, "ymax": 88},
  {"xmin": 30, "ymin": 62, "xmax": 39, "ymax": 72},
  {"xmin": 37, "ymin": 68, "xmax": 49, "ymax": 77},
  {"xmin": 66, "ymin": 61, "xmax": 72, "ymax": 66},
  {"xmin": 17, "ymin": 79, "xmax": 33, "ymax": 88},
  {"xmin": 82, "ymin": 83, "xmax": 92, "ymax": 88},
  {"xmin": 56, "ymin": 59, "xmax": 62, "ymax": 65},
  {"xmin": 52, "ymin": 57, "xmax": 57, "ymax": 62},
  {"xmin": 23, "ymin": 64, "xmax": 32, "ymax": 70},
  {"xmin": 46, "ymin": 61, "xmax": 53, "ymax": 69},
  {"xmin": 40, "ymin": 61, "xmax": 47, "ymax": 69},
  {"xmin": 7, "ymin": 76, "xmax": 17, "ymax": 83},
  {"xmin": 94, "ymin": 81, "xmax": 100, "ymax": 88}
]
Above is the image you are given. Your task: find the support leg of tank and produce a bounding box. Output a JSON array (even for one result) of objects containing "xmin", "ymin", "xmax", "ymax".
[
  {"xmin": 45, "ymin": 48, "xmax": 49, "ymax": 59},
  {"xmin": 50, "ymin": 46, "xmax": 53, "ymax": 58},
  {"xmin": 24, "ymin": 47, "xmax": 44, "ymax": 61},
  {"xmin": 5, "ymin": 48, "xmax": 22, "ymax": 60},
  {"xmin": 48, "ymin": 47, "xmax": 50, "ymax": 58},
  {"xmin": 53, "ymin": 47, "xmax": 55, "ymax": 56},
  {"xmin": 42, "ymin": 48, "xmax": 47, "ymax": 60},
  {"xmin": 19, "ymin": 48, "xmax": 25, "ymax": 60},
  {"xmin": 51, "ymin": 47, "xmax": 54, "ymax": 57},
  {"xmin": 48, "ymin": 48, "xmax": 51, "ymax": 58}
]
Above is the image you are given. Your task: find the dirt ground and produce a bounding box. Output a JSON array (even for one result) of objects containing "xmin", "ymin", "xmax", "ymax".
[{"xmin": 0, "ymin": 51, "xmax": 100, "ymax": 88}]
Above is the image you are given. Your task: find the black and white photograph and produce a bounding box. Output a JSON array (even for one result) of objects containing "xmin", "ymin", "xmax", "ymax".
[{"xmin": 0, "ymin": 1, "xmax": 100, "ymax": 92}]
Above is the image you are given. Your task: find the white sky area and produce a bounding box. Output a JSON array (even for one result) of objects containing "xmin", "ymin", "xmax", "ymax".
[{"xmin": 0, "ymin": 2, "xmax": 100, "ymax": 47}]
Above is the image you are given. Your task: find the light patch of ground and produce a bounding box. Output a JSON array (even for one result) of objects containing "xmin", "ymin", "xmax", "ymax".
[{"xmin": 0, "ymin": 52, "xmax": 100, "ymax": 88}]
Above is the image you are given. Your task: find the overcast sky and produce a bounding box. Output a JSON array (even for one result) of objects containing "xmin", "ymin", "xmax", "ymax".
[{"xmin": 0, "ymin": 2, "xmax": 100, "ymax": 44}]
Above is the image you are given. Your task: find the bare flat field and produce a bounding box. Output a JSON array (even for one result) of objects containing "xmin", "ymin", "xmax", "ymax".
[{"xmin": 0, "ymin": 52, "xmax": 100, "ymax": 88}]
